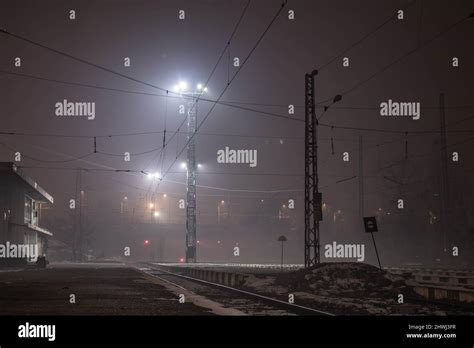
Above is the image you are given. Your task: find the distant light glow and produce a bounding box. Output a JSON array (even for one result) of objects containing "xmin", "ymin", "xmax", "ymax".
[
  {"xmin": 153, "ymin": 211, "xmax": 160, "ymax": 217},
  {"xmin": 179, "ymin": 81, "xmax": 188, "ymax": 91},
  {"xmin": 163, "ymin": 193, "xmax": 167, "ymax": 198},
  {"xmin": 148, "ymin": 203, "xmax": 154, "ymax": 209},
  {"xmin": 179, "ymin": 257, "xmax": 185, "ymax": 263},
  {"xmin": 181, "ymin": 162, "xmax": 187, "ymax": 169},
  {"xmin": 147, "ymin": 172, "xmax": 162, "ymax": 180},
  {"xmin": 197, "ymin": 163, "xmax": 202, "ymax": 169},
  {"xmin": 197, "ymin": 83, "xmax": 203, "ymax": 90},
  {"xmin": 144, "ymin": 240, "xmax": 150, "ymax": 245},
  {"xmin": 221, "ymin": 200, "xmax": 225, "ymax": 204}
]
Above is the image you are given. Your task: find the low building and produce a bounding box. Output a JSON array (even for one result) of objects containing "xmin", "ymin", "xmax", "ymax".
[{"xmin": 0, "ymin": 162, "xmax": 53, "ymax": 267}]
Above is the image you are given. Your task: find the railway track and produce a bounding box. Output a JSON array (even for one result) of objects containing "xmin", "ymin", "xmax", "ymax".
[{"xmin": 137, "ymin": 262, "xmax": 335, "ymax": 316}]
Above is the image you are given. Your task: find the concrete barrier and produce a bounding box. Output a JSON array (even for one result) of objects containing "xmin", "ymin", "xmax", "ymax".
[
  {"xmin": 158, "ymin": 265, "xmax": 249, "ymax": 287},
  {"xmin": 413, "ymin": 274, "xmax": 474, "ymax": 286},
  {"xmin": 412, "ymin": 284, "xmax": 474, "ymax": 303}
]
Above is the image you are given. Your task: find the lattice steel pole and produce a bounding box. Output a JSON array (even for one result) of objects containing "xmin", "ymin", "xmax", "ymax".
[
  {"xmin": 304, "ymin": 70, "xmax": 322, "ymax": 268},
  {"xmin": 185, "ymin": 95, "xmax": 197, "ymax": 263}
]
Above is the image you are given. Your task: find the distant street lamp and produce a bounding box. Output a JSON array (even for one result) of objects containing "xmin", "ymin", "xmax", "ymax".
[{"xmin": 278, "ymin": 235, "xmax": 287, "ymax": 271}]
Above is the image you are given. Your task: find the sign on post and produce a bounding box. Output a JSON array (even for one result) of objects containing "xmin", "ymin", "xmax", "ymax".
[
  {"xmin": 363, "ymin": 216, "xmax": 378, "ymax": 233},
  {"xmin": 363, "ymin": 216, "xmax": 381, "ymax": 269}
]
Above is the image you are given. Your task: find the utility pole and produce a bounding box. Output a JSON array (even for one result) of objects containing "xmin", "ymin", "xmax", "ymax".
[
  {"xmin": 439, "ymin": 93, "xmax": 449, "ymax": 265},
  {"xmin": 185, "ymin": 96, "xmax": 197, "ymax": 263},
  {"xmin": 73, "ymin": 168, "xmax": 82, "ymax": 262},
  {"xmin": 359, "ymin": 135, "xmax": 364, "ymax": 219},
  {"xmin": 78, "ymin": 169, "xmax": 83, "ymax": 262},
  {"xmin": 73, "ymin": 169, "xmax": 78, "ymax": 261},
  {"xmin": 304, "ymin": 70, "xmax": 322, "ymax": 268}
]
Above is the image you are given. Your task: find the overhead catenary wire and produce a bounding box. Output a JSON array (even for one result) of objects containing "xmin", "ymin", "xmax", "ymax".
[
  {"xmin": 334, "ymin": 13, "xmax": 473, "ymax": 101},
  {"xmin": 142, "ymin": 0, "xmax": 254, "ymax": 189},
  {"xmin": 315, "ymin": 0, "xmax": 418, "ymax": 71},
  {"xmin": 157, "ymin": 1, "xmax": 301, "ymax": 187},
  {"xmin": 0, "ymin": 6, "xmax": 472, "ymax": 204},
  {"xmin": 3, "ymin": 67, "xmax": 472, "ymax": 113},
  {"xmin": 0, "ymin": 9, "xmax": 472, "ymax": 135},
  {"xmin": 1, "ymin": 67, "xmax": 473, "ymax": 132}
]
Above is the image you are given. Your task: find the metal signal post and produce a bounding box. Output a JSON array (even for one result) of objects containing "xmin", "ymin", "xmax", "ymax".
[{"xmin": 304, "ymin": 70, "xmax": 322, "ymax": 268}]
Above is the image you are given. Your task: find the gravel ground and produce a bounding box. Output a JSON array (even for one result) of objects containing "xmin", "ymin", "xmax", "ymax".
[{"xmin": 0, "ymin": 263, "xmax": 213, "ymax": 315}]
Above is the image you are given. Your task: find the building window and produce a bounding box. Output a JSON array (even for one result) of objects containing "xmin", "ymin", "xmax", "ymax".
[{"xmin": 24, "ymin": 195, "xmax": 33, "ymax": 224}]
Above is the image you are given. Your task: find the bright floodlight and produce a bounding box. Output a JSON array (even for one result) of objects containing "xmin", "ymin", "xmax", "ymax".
[
  {"xmin": 203, "ymin": 87, "xmax": 208, "ymax": 92},
  {"xmin": 179, "ymin": 81, "xmax": 187, "ymax": 91},
  {"xmin": 197, "ymin": 163, "xmax": 202, "ymax": 169},
  {"xmin": 147, "ymin": 172, "xmax": 161, "ymax": 180},
  {"xmin": 154, "ymin": 211, "xmax": 160, "ymax": 217},
  {"xmin": 172, "ymin": 85, "xmax": 180, "ymax": 93},
  {"xmin": 197, "ymin": 83, "xmax": 203, "ymax": 90},
  {"xmin": 181, "ymin": 162, "xmax": 187, "ymax": 169}
]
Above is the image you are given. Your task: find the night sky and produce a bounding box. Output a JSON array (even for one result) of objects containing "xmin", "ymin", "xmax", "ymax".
[{"xmin": 0, "ymin": 0, "xmax": 473, "ymax": 265}]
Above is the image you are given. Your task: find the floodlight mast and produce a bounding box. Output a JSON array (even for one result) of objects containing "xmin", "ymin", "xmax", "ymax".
[{"xmin": 174, "ymin": 82, "xmax": 206, "ymax": 263}]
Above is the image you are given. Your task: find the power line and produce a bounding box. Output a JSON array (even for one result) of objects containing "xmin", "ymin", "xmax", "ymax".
[
  {"xmin": 0, "ymin": 128, "xmax": 305, "ymax": 140},
  {"xmin": 4, "ymin": 68, "xmax": 472, "ymax": 113},
  {"xmin": 0, "ymin": 68, "xmax": 308, "ymax": 119},
  {"xmin": 0, "ymin": 28, "xmax": 170, "ymax": 96},
  {"xmin": 316, "ymin": 0, "xmax": 417, "ymax": 71},
  {"xmin": 2, "ymin": 67, "xmax": 472, "ymax": 128},
  {"xmin": 219, "ymin": 99, "xmax": 474, "ymax": 110},
  {"xmin": 143, "ymin": 0, "xmax": 254, "ymax": 191},
  {"xmin": 336, "ymin": 13, "xmax": 472, "ymax": 100},
  {"xmin": 158, "ymin": 1, "xmax": 289, "ymax": 188},
  {"xmin": 96, "ymin": 147, "xmax": 162, "ymax": 157},
  {"xmin": 319, "ymin": 122, "xmax": 474, "ymax": 134}
]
